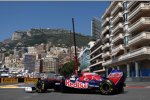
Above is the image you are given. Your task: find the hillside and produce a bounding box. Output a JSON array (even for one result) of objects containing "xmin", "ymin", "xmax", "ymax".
[{"xmin": 0, "ymin": 28, "xmax": 92, "ymax": 52}]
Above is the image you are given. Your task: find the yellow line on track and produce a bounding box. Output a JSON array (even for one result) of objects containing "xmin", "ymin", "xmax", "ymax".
[{"xmin": 0, "ymin": 85, "xmax": 19, "ymax": 88}]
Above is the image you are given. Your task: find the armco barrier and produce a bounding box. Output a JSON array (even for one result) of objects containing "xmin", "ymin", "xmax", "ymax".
[
  {"xmin": 1, "ymin": 78, "xmax": 18, "ymax": 84},
  {"xmin": 24, "ymin": 78, "xmax": 39, "ymax": 84}
]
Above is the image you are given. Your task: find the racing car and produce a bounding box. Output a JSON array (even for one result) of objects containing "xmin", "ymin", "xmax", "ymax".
[{"xmin": 25, "ymin": 70, "xmax": 126, "ymax": 95}]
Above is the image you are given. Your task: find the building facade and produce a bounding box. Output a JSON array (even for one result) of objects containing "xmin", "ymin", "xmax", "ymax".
[
  {"xmin": 79, "ymin": 48, "xmax": 90, "ymax": 71},
  {"xmin": 91, "ymin": 17, "xmax": 101, "ymax": 40},
  {"xmin": 89, "ymin": 39, "xmax": 105, "ymax": 74},
  {"xmin": 101, "ymin": 1, "xmax": 150, "ymax": 80},
  {"xmin": 42, "ymin": 54, "xmax": 59, "ymax": 74}
]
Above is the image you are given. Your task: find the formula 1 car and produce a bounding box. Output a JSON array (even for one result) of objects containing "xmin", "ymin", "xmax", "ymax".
[{"xmin": 25, "ymin": 70, "xmax": 126, "ymax": 95}]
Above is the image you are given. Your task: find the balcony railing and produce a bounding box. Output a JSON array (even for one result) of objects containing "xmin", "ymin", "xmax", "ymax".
[
  {"xmin": 111, "ymin": 23, "xmax": 123, "ymax": 35},
  {"xmin": 102, "ymin": 47, "xmax": 150, "ymax": 66},
  {"xmin": 112, "ymin": 44, "xmax": 124, "ymax": 53},
  {"xmin": 112, "ymin": 33, "xmax": 123, "ymax": 43},
  {"xmin": 103, "ymin": 34, "xmax": 110, "ymax": 42},
  {"xmin": 101, "ymin": 1, "xmax": 118, "ymax": 20},
  {"xmin": 118, "ymin": 47, "xmax": 150, "ymax": 63},
  {"xmin": 89, "ymin": 60, "xmax": 104, "ymax": 68},
  {"xmin": 102, "ymin": 17, "xmax": 109, "ymax": 27},
  {"xmin": 128, "ymin": 3, "xmax": 150, "ymax": 20},
  {"xmin": 112, "ymin": 12, "xmax": 123, "ymax": 25},
  {"xmin": 90, "ymin": 45, "xmax": 103, "ymax": 56},
  {"xmin": 90, "ymin": 53, "xmax": 103, "ymax": 61},
  {"xmin": 111, "ymin": 2, "xmax": 123, "ymax": 16},
  {"xmin": 102, "ymin": 51, "xmax": 110, "ymax": 58},
  {"xmin": 127, "ymin": 1, "xmax": 138, "ymax": 11},
  {"xmin": 101, "ymin": 26, "xmax": 109, "ymax": 36},
  {"xmin": 102, "ymin": 43, "xmax": 110, "ymax": 50},
  {"xmin": 128, "ymin": 17, "xmax": 150, "ymax": 34},
  {"xmin": 128, "ymin": 32, "xmax": 150, "ymax": 46}
]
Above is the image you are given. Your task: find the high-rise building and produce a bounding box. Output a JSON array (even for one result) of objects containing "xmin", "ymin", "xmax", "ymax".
[
  {"xmin": 91, "ymin": 17, "xmax": 101, "ymax": 40},
  {"xmin": 78, "ymin": 41, "xmax": 95, "ymax": 71},
  {"xmin": 89, "ymin": 39, "xmax": 105, "ymax": 74},
  {"xmin": 101, "ymin": 1, "xmax": 150, "ymax": 80}
]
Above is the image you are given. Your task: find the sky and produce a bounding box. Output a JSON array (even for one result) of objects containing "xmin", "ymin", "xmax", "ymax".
[{"xmin": 0, "ymin": 1, "xmax": 110, "ymax": 41}]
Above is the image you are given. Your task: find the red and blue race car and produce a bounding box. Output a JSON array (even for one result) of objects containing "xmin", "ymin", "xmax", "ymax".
[
  {"xmin": 61, "ymin": 70, "xmax": 126, "ymax": 94},
  {"xmin": 25, "ymin": 70, "xmax": 126, "ymax": 95}
]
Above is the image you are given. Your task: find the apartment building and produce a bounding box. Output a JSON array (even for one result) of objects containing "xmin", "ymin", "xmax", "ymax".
[
  {"xmin": 78, "ymin": 41, "xmax": 95, "ymax": 72},
  {"xmin": 42, "ymin": 54, "xmax": 59, "ymax": 74},
  {"xmin": 91, "ymin": 17, "xmax": 101, "ymax": 40},
  {"xmin": 101, "ymin": 1, "xmax": 150, "ymax": 80},
  {"xmin": 89, "ymin": 39, "xmax": 105, "ymax": 74}
]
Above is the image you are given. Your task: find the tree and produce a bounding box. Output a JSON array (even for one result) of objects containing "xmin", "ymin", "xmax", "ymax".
[{"xmin": 59, "ymin": 61, "xmax": 75, "ymax": 77}]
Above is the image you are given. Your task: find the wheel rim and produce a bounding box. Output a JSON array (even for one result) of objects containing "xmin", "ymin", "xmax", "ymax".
[{"xmin": 102, "ymin": 84, "xmax": 110, "ymax": 92}]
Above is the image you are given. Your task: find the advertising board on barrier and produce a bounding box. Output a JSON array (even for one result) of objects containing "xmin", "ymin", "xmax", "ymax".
[
  {"xmin": 1, "ymin": 78, "xmax": 18, "ymax": 83},
  {"xmin": 24, "ymin": 78, "xmax": 38, "ymax": 83}
]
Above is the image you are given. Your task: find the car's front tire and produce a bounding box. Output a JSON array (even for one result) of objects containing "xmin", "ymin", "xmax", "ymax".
[{"xmin": 35, "ymin": 80, "xmax": 47, "ymax": 93}]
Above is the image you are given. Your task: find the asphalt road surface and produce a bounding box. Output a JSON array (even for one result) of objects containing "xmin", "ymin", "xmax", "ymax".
[{"xmin": 0, "ymin": 88, "xmax": 150, "ymax": 100}]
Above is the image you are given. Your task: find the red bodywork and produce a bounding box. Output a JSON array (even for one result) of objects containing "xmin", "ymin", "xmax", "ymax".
[{"xmin": 78, "ymin": 72, "xmax": 102, "ymax": 82}]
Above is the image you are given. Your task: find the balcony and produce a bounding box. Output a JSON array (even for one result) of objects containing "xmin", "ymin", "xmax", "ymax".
[
  {"xmin": 90, "ymin": 53, "xmax": 103, "ymax": 62},
  {"xmin": 112, "ymin": 12, "xmax": 123, "ymax": 25},
  {"xmin": 102, "ymin": 59, "xmax": 112, "ymax": 66},
  {"xmin": 128, "ymin": 17, "xmax": 150, "ymax": 34},
  {"xmin": 120, "ymin": 47, "xmax": 150, "ymax": 61},
  {"xmin": 90, "ymin": 45, "xmax": 102, "ymax": 56},
  {"xmin": 111, "ymin": 2, "xmax": 123, "ymax": 16},
  {"xmin": 111, "ymin": 23, "xmax": 123, "ymax": 35},
  {"xmin": 102, "ymin": 51, "xmax": 110, "ymax": 59},
  {"xmin": 101, "ymin": 26, "xmax": 109, "ymax": 36},
  {"xmin": 89, "ymin": 60, "xmax": 104, "ymax": 68},
  {"xmin": 128, "ymin": 3, "xmax": 150, "ymax": 22},
  {"xmin": 112, "ymin": 44, "xmax": 124, "ymax": 54},
  {"xmin": 128, "ymin": 32, "xmax": 150, "ymax": 47},
  {"xmin": 103, "ymin": 47, "xmax": 150, "ymax": 66},
  {"xmin": 101, "ymin": 1, "xmax": 118, "ymax": 20},
  {"xmin": 112, "ymin": 33, "xmax": 124, "ymax": 44},
  {"xmin": 103, "ymin": 34, "xmax": 110, "ymax": 42},
  {"xmin": 127, "ymin": 1, "xmax": 138, "ymax": 11},
  {"xmin": 102, "ymin": 43, "xmax": 110, "ymax": 50},
  {"xmin": 102, "ymin": 17, "xmax": 109, "ymax": 27}
]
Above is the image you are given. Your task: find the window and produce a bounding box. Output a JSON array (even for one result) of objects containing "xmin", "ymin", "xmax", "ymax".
[
  {"xmin": 123, "ymin": 1, "xmax": 128, "ymax": 10},
  {"xmin": 124, "ymin": 36, "xmax": 128, "ymax": 45},
  {"xmin": 123, "ymin": 13, "xmax": 128, "ymax": 22}
]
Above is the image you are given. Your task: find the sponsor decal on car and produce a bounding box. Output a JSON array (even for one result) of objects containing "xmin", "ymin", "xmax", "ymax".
[
  {"xmin": 65, "ymin": 79, "xmax": 88, "ymax": 89},
  {"xmin": 108, "ymin": 71, "xmax": 123, "ymax": 85}
]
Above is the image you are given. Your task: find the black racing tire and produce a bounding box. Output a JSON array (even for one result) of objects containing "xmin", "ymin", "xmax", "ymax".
[
  {"xmin": 60, "ymin": 80, "xmax": 68, "ymax": 93},
  {"xmin": 99, "ymin": 80, "xmax": 115, "ymax": 95},
  {"xmin": 35, "ymin": 80, "xmax": 47, "ymax": 93}
]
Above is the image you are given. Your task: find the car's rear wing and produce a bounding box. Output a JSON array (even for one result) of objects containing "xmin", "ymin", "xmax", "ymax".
[{"xmin": 107, "ymin": 70, "xmax": 126, "ymax": 85}]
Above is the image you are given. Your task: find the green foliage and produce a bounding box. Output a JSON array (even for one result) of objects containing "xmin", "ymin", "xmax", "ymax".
[
  {"xmin": 21, "ymin": 29, "xmax": 92, "ymax": 47},
  {"xmin": 59, "ymin": 61, "xmax": 75, "ymax": 77}
]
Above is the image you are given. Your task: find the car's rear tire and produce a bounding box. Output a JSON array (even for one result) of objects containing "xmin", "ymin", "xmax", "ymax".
[
  {"xmin": 99, "ymin": 80, "xmax": 115, "ymax": 95},
  {"xmin": 36, "ymin": 80, "xmax": 47, "ymax": 93}
]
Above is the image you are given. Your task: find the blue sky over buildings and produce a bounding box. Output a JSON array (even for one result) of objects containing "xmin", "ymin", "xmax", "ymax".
[{"xmin": 0, "ymin": 1, "xmax": 110, "ymax": 41}]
